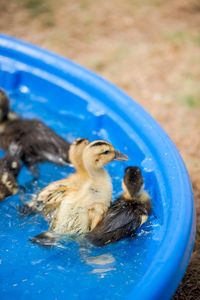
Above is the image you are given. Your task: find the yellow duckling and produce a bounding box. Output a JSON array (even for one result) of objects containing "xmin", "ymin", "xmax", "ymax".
[
  {"xmin": 31, "ymin": 140, "xmax": 128, "ymax": 245},
  {"xmin": 20, "ymin": 138, "xmax": 89, "ymax": 217}
]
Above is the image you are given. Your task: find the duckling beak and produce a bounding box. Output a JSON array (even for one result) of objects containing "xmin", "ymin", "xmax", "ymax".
[{"xmin": 114, "ymin": 150, "xmax": 128, "ymax": 161}]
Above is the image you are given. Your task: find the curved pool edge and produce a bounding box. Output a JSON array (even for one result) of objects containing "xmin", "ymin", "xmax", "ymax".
[{"xmin": 0, "ymin": 34, "xmax": 196, "ymax": 300}]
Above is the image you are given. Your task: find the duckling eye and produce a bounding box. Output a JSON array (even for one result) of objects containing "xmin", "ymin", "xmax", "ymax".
[{"xmin": 102, "ymin": 150, "xmax": 110, "ymax": 155}]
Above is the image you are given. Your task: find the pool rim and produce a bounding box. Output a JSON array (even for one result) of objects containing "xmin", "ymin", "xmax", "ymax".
[{"xmin": 0, "ymin": 34, "xmax": 196, "ymax": 300}]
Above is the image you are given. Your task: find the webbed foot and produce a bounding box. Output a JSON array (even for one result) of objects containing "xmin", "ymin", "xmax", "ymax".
[
  {"xmin": 30, "ymin": 231, "xmax": 57, "ymax": 247},
  {"xmin": 18, "ymin": 203, "xmax": 37, "ymax": 216}
]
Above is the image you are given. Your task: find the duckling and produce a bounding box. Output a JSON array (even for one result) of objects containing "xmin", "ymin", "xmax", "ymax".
[
  {"xmin": 0, "ymin": 89, "xmax": 10, "ymax": 122},
  {"xmin": 86, "ymin": 166, "xmax": 151, "ymax": 246},
  {"xmin": 0, "ymin": 89, "xmax": 18, "ymax": 125},
  {"xmin": 0, "ymin": 144, "xmax": 22, "ymax": 201},
  {"xmin": 31, "ymin": 140, "xmax": 128, "ymax": 245},
  {"xmin": 20, "ymin": 138, "xmax": 89, "ymax": 217},
  {"xmin": 0, "ymin": 89, "xmax": 70, "ymax": 174}
]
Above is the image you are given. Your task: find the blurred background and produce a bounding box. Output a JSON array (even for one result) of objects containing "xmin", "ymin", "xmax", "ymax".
[{"xmin": 0, "ymin": 0, "xmax": 199, "ymax": 298}]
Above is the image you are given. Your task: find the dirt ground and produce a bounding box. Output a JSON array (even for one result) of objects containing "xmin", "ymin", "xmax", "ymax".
[{"xmin": 0, "ymin": 0, "xmax": 200, "ymax": 298}]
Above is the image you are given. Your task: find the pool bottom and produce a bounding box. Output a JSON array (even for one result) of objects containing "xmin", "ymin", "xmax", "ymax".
[{"xmin": 0, "ymin": 91, "xmax": 159, "ymax": 300}]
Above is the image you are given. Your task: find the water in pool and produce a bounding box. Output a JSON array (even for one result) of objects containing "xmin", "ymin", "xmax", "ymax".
[{"xmin": 0, "ymin": 89, "xmax": 160, "ymax": 300}]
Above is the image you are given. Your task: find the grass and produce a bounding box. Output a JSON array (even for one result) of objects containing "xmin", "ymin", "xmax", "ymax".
[
  {"xmin": 179, "ymin": 75, "xmax": 200, "ymax": 107},
  {"xmin": 129, "ymin": 0, "xmax": 162, "ymax": 7},
  {"xmin": 181, "ymin": 94, "xmax": 200, "ymax": 108},
  {"xmin": 166, "ymin": 31, "xmax": 189, "ymax": 45},
  {"xmin": 91, "ymin": 45, "xmax": 131, "ymax": 72},
  {"xmin": 166, "ymin": 30, "xmax": 200, "ymax": 47},
  {"xmin": 23, "ymin": 0, "xmax": 50, "ymax": 16},
  {"xmin": 22, "ymin": 0, "xmax": 54, "ymax": 27},
  {"xmin": 193, "ymin": 33, "xmax": 200, "ymax": 46}
]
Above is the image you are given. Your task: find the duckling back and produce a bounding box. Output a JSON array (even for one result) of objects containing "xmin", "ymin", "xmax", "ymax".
[
  {"xmin": 0, "ymin": 118, "xmax": 70, "ymax": 167},
  {"xmin": 86, "ymin": 196, "xmax": 150, "ymax": 246},
  {"xmin": 0, "ymin": 90, "xmax": 70, "ymax": 168},
  {"xmin": 86, "ymin": 166, "xmax": 151, "ymax": 246},
  {"xmin": 49, "ymin": 170, "xmax": 112, "ymax": 235}
]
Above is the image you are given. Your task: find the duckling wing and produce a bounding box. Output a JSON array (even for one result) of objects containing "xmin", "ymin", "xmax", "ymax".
[
  {"xmin": 30, "ymin": 231, "xmax": 58, "ymax": 247},
  {"xmin": 20, "ymin": 181, "xmax": 72, "ymax": 216},
  {"xmin": 35, "ymin": 182, "xmax": 74, "ymax": 212},
  {"xmin": 87, "ymin": 200, "xmax": 148, "ymax": 246},
  {"xmin": 26, "ymin": 120, "xmax": 70, "ymax": 165},
  {"xmin": 0, "ymin": 119, "xmax": 70, "ymax": 165}
]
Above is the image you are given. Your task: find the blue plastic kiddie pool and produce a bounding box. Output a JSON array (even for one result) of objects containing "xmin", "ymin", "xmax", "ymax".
[{"xmin": 0, "ymin": 35, "xmax": 195, "ymax": 300}]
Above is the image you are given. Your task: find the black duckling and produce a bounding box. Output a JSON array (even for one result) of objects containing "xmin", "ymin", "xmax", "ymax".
[
  {"xmin": 86, "ymin": 166, "xmax": 151, "ymax": 246},
  {"xmin": 0, "ymin": 89, "xmax": 10, "ymax": 122},
  {"xmin": 0, "ymin": 89, "xmax": 70, "ymax": 174},
  {"xmin": 0, "ymin": 144, "xmax": 22, "ymax": 201}
]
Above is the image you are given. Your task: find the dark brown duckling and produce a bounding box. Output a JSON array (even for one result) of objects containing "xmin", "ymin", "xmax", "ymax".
[
  {"xmin": 0, "ymin": 89, "xmax": 70, "ymax": 174},
  {"xmin": 0, "ymin": 144, "xmax": 22, "ymax": 201},
  {"xmin": 0, "ymin": 89, "xmax": 10, "ymax": 122},
  {"xmin": 86, "ymin": 166, "xmax": 151, "ymax": 246}
]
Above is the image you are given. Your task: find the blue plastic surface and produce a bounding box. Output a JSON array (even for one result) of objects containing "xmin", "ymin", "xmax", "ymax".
[{"xmin": 0, "ymin": 35, "xmax": 195, "ymax": 300}]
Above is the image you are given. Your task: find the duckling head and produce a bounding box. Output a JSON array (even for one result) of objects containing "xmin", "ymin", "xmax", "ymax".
[
  {"xmin": 83, "ymin": 140, "xmax": 128, "ymax": 171},
  {"xmin": 122, "ymin": 166, "xmax": 144, "ymax": 199},
  {"xmin": 0, "ymin": 90, "xmax": 9, "ymax": 122},
  {"xmin": 69, "ymin": 138, "xmax": 90, "ymax": 172}
]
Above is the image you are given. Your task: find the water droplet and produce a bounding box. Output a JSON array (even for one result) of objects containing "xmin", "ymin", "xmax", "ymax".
[
  {"xmin": 141, "ymin": 156, "xmax": 155, "ymax": 172},
  {"xmin": 20, "ymin": 86, "xmax": 29, "ymax": 94},
  {"xmin": 87, "ymin": 102, "xmax": 105, "ymax": 116}
]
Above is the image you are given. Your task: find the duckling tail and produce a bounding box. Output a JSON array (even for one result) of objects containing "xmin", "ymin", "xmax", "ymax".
[{"xmin": 30, "ymin": 231, "xmax": 57, "ymax": 247}]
